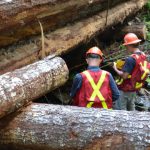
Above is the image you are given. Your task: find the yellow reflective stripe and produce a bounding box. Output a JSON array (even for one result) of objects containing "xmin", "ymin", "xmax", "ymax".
[
  {"xmin": 86, "ymin": 102, "xmax": 94, "ymax": 108},
  {"xmin": 91, "ymin": 72, "xmax": 106, "ymax": 101},
  {"xmin": 128, "ymin": 75, "xmax": 131, "ymax": 78},
  {"xmin": 83, "ymin": 71, "xmax": 108, "ymax": 109},
  {"xmin": 116, "ymin": 78, "xmax": 123, "ymax": 85},
  {"xmin": 141, "ymin": 61, "xmax": 149, "ymax": 80},
  {"xmin": 135, "ymin": 82, "xmax": 143, "ymax": 89}
]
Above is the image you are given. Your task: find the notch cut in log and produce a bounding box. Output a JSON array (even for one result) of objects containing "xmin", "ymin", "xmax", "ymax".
[
  {"xmin": 0, "ymin": 103, "xmax": 150, "ymax": 150},
  {"xmin": 0, "ymin": 0, "xmax": 127, "ymax": 47},
  {"xmin": 0, "ymin": 0, "xmax": 147, "ymax": 75},
  {"xmin": 0, "ymin": 56, "xmax": 69, "ymax": 119}
]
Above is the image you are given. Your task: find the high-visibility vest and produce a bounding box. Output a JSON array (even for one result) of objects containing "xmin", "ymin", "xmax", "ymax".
[
  {"xmin": 74, "ymin": 70, "xmax": 113, "ymax": 109},
  {"xmin": 117, "ymin": 52, "xmax": 150, "ymax": 92}
]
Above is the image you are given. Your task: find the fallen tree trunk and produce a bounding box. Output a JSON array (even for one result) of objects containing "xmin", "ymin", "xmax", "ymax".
[
  {"xmin": 0, "ymin": 56, "xmax": 69, "ymax": 119},
  {"xmin": 0, "ymin": 0, "xmax": 147, "ymax": 74},
  {"xmin": 0, "ymin": 0, "xmax": 127, "ymax": 47},
  {"xmin": 0, "ymin": 103, "xmax": 150, "ymax": 150}
]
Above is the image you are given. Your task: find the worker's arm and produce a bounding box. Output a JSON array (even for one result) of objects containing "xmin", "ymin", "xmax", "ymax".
[
  {"xmin": 113, "ymin": 64, "xmax": 129, "ymax": 79},
  {"xmin": 70, "ymin": 74, "xmax": 82, "ymax": 98},
  {"xmin": 109, "ymin": 74, "xmax": 120, "ymax": 102},
  {"xmin": 113, "ymin": 57, "xmax": 136, "ymax": 79}
]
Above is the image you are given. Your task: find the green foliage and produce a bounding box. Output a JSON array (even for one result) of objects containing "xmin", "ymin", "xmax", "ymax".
[
  {"xmin": 119, "ymin": 45, "xmax": 125, "ymax": 50},
  {"xmin": 145, "ymin": 0, "xmax": 150, "ymax": 10},
  {"xmin": 146, "ymin": 76, "xmax": 150, "ymax": 83},
  {"xmin": 143, "ymin": 1, "xmax": 150, "ymax": 40}
]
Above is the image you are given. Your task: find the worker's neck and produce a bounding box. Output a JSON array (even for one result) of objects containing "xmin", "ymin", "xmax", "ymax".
[
  {"xmin": 88, "ymin": 65, "xmax": 99, "ymax": 67},
  {"xmin": 132, "ymin": 48, "xmax": 140, "ymax": 53}
]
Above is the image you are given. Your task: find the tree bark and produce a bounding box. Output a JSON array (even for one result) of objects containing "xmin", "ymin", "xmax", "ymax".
[
  {"xmin": 0, "ymin": 103, "xmax": 150, "ymax": 150},
  {"xmin": 0, "ymin": 0, "xmax": 147, "ymax": 75},
  {"xmin": 0, "ymin": 56, "xmax": 69, "ymax": 119},
  {"xmin": 0, "ymin": 0, "xmax": 127, "ymax": 47}
]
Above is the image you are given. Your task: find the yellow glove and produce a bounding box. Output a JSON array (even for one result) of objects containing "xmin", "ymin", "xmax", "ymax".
[{"xmin": 116, "ymin": 59, "xmax": 125, "ymax": 70}]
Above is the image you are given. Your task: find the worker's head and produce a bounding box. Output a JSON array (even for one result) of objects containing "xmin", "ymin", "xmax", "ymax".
[
  {"xmin": 123, "ymin": 33, "xmax": 141, "ymax": 53},
  {"xmin": 86, "ymin": 47, "xmax": 103, "ymax": 67}
]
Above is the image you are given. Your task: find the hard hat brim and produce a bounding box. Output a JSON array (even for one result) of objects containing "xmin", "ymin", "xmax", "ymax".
[{"xmin": 123, "ymin": 39, "xmax": 142, "ymax": 46}]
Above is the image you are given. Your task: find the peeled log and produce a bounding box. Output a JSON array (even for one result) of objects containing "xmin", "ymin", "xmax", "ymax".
[
  {"xmin": 0, "ymin": 56, "xmax": 69, "ymax": 119},
  {"xmin": 0, "ymin": 0, "xmax": 147, "ymax": 74},
  {"xmin": 0, "ymin": 0, "xmax": 127, "ymax": 47},
  {"xmin": 0, "ymin": 104, "xmax": 150, "ymax": 150}
]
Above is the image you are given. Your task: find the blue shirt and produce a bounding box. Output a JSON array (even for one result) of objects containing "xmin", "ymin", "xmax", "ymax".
[
  {"xmin": 70, "ymin": 66, "xmax": 120, "ymax": 101},
  {"xmin": 122, "ymin": 57, "xmax": 136, "ymax": 74},
  {"xmin": 122, "ymin": 52, "xmax": 142, "ymax": 74}
]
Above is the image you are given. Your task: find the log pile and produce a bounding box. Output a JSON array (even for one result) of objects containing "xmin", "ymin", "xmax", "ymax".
[
  {"xmin": 0, "ymin": 0, "xmax": 127, "ymax": 48},
  {"xmin": 0, "ymin": 0, "xmax": 149, "ymax": 149},
  {"xmin": 0, "ymin": 0, "xmax": 148, "ymax": 74},
  {"xmin": 0, "ymin": 104, "xmax": 150, "ymax": 150}
]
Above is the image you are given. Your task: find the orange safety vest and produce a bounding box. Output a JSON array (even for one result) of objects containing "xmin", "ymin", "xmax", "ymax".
[
  {"xmin": 116, "ymin": 52, "xmax": 150, "ymax": 91},
  {"xmin": 74, "ymin": 70, "xmax": 113, "ymax": 109}
]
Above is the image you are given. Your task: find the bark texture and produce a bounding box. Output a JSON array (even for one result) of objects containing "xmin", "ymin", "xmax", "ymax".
[
  {"xmin": 0, "ymin": 104, "xmax": 150, "ymax": 150},
  {"xmin": 0, "ymin": 56, "xmax": 69, "ymax": 119},
  {"xmin": 0, "ymin": 0, "xmax": 147, "ymax": 74},
  {"xmin": 0, "ymin": 0, "xmax": 127, "ymax": 47}
]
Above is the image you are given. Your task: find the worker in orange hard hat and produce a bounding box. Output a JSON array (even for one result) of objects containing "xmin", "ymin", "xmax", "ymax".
[
  {"xmin": 113, "ymin": 33, "xmax": 150, "ymax": 111},
  {"xmin": 70, "ymin": 46, "xmax": 120, "ymax": 109}
]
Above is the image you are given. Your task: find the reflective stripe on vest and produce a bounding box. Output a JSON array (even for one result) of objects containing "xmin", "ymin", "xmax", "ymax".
[
  {"xmin": 116, "ymin": 75, "xmax": 131, "ymax": 85},
  {"xmin": 140, "ymin": 61, "xmax": 150, "ymax": 80},
  {"xmin": 83, "ymin": 71, "xmax": 108, "ymax": 109},
  {"xmin": 135, "ymin": 82, "xmax": 143, "ymax": 89}
]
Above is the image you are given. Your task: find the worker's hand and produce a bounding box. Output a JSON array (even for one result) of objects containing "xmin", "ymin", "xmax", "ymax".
[{"xmin": 113, "ymin": 62, "xmax": 117, "ymax": 71}]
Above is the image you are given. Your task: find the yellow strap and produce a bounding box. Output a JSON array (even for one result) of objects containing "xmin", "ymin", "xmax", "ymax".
[
  {"xmin": 141, "ymin": 61, "xmax": 149, "ymax": 80},
  {"xmin": 83, "ymin": 71, "xmax": 108, "ymax": 109},
  {"xmin": 135, "ymin": 82, "xmax": 143, "ymax": 89},
  {"xmin": 116, "ymin": 78, "xmax": 123, "ymax": 85}
]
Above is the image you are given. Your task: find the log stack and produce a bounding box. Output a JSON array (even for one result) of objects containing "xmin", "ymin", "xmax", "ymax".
[
  {"xmin": 0, "ymin": 0, "xmax": 148, "ymax": 74},
  {"xmin": 0, "ymin": 0, "xmax": 128, "ymax": 47},
  {"xmin": 0, "ymin": 0, "xmax": 149, "ymax": 149}
]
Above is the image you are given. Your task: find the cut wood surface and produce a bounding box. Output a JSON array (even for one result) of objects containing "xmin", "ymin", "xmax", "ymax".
[
  {"xmin": 0, "ymin": 0, "xmax": 127, "ymax": 47},
  {"xmin": 115, "ymin": 24, "xmax": 147, "ymax": 40},
  {"xmin": 0, "ymin": 0, "xmax": 147, "ymax": 75},
  {"xmin": 0, "ymin": 103, "xmax": 150, "ymax": 150},
  {"xmin": 122, "ymin": 24, "xmax": 147, "ymax": 40},
  {"xmin": 0, "ymin": 56, "xmax": 69, "ymax": 119}
]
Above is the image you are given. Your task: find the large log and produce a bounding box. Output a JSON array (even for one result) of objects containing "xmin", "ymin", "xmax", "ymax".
[
  {"xmin": 0, "ymin": 0, "xmax": 147, "ymax": 75},
  {"xmin": 0, "ymin": 56, "xmax": 69, "ymax": 119},
  {"xmin": 0, "ymin": 0, "xmax": 127, "ymax": 47},
  {"xmin": 0, "ymin": 103, "xmax": 150, "ymax": 150}
]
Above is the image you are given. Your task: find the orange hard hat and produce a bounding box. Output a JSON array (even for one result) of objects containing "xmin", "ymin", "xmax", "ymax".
[
  {"xmin": 86, "ymin": 47, "xmax": 103, "ymax": 57},
  {"xmin": 123, "ymin": 33, "xmax": 141, "ymax": 46}
]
